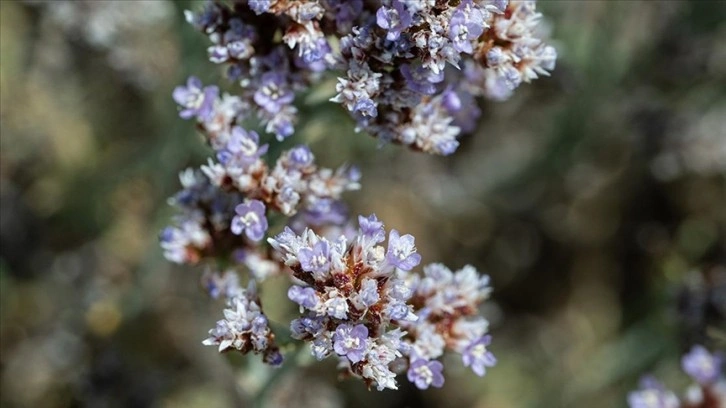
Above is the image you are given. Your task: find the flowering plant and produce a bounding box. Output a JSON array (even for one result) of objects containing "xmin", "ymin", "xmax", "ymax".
[{"xmin": 161, "ymin": 0, "xmax": 555, "ymax": 394}]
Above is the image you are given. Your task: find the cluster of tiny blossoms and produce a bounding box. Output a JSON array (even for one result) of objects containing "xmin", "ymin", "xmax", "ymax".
[
  {"xmin": 183, "ymin": 0, "xmax": 556, "ymax": 154},
  {"xmin": 269, "ymin": 215, "xmax": 494, "ymax": 390},
  {"xmin": 628, "ymin": 346, "xmax": 725, "ymax": 408},
  {"xmin": 164, "ymin": 76, "xmax": 359, "ymax": 280},
  {"xmin": 158, "ymin": 0, "xmax": 548, "ymax": 392},
  {"xmin": 334, "ymin": 0, "xmax": 556, "ymax": 154}
]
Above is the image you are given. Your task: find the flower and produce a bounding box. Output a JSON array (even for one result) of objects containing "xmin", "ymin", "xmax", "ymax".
[
  {"xmin": 288, "ymin": 145, "xmax": 315, "ymax": 168},
  {"xmin": 449, "ymin": 2, "xmax": 486, "ymax": 54},
  {"xmin": 375, "ymin": 1, "xmax": 412, "ymax": 41},
  {"xmin": 231, "ymin": 199, "xmax": 268, "ymax": 241},
  {"xmin": 400, "ymin": 64, "xmax": 444, "ymax": 95},
  {"xmin": 358, "ymin": 214, "xmax": 385, "ymax": 243},
  {"xmin": 627, "ymin": 378, "xmax": 679, "ymax": 408},
  {"xmin": 462, "ymin": 336, "xmax": 496, "ymax": 376},
  {"xmin": 333, "ymin": 324, "xmax": 369, "ymax": 363},
  {"xmin": 254, "ymin": 72, "xmax": 294, "ymax": 113},
  {"xmin": 202, "ymin": 283, "xmax": 282, "ymax": 366},
  {"xmin": 385, "ymin": 229, "xmax": 421, "ymax": 271},
  {"xmin": 407, "ymin": 359, "xmax": 445, "ymax": 389},
  {"xmin": 249, "ymin": 0, "xmax": 271, "ymax": 14},
  {"xmin": 682, "ymin": 345, "xmax": 722, "ymax": 385},
  {"xmin": 288, "ymin": 285, "xmax": 319, "ymax": 310},
  {"xmin": 217, "ymin": 126, "xmax": 268, "ymax": 168},
  {"xmin": 172, "ymin": 76, "xmax": 218, "ymax": 121},
  {"xmin": 298, "ymin": 240, "xmax": 332, "ymax": 274}
]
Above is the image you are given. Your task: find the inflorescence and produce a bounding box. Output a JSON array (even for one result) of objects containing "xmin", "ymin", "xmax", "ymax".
[
  {"xmin": 182, "ymin": 0, "xmax": 556, "ymax": 154},
  {"xmin": 161, "ymin": 0, "xmax": 556, "ymax": 392},
  {"xmin": 628, "ymin": 346, "xmax": 725, "ymax": 408}
]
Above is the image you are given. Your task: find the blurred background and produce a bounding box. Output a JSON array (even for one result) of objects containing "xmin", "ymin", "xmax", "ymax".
[{"xmin": 1, "ymin": 1, "xmax": 725, "ymax": 407}]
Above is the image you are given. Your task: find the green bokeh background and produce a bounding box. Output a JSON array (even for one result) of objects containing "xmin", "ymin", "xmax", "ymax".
[{"xmin": 1, "ymin": 1, "xmax": 724, "ymax": 407}]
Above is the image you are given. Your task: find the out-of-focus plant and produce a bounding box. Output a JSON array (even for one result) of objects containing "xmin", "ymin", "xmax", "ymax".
[{"xmin": 628, "ymin": 346, "xmax": 724, "ymax": 408}]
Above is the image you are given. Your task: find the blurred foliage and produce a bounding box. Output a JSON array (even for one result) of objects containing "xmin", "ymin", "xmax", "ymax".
[{"xmin": 1, "ymin": 1, "xmax": 725, "ymax": 408}]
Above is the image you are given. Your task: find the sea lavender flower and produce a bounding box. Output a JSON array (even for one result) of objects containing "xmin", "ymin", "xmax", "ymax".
[
  {"xmin": 248, "ymin": 0, "xmax": 271, "ymax": 15},
  {"xmin": 627, "ymin": 378, "xmax": 679, "ymax": 408},
  {"xmin": 376, "ymin": 1, "xmax": 412, "ymax": 41},
  {"xmin": 288, "ymin": 285, "xmax": 319, "ymax": 310},
  {"xmin": 231, "ymin": 199, "xmax": 268, "ymax": 241},
  {"xmin": 173, "ymin": 76, "xmax": 218, "ymax": 121},
  {"xmin": 202, "ymin": 282, "xmax": 282, "ymax": 366},
  {"xmin": 298, "ymin": 240, "xmax": 332, "ymax": 275},
  {"xmin": 325, "ymin": 0, "xmax": 363, "ymax": 33},
  {"xmin": 407, "ymin": 359, "xmax": 445, "ymax": 390},
  {"xmin": 462, "ymin": 335, "xmax": 497, "ymax": 376},
  {"xmin": 682, "ymin": 345, "xmax": 723, "ymax": 385},
  {"xmin": 333, "ymin": 324, "xmax": 369, "ymax": 363},
  {"xmin": 288, "ymin": 145, "xmax": 315, "ymax": 169},
  {"xmin": 217, "ymin": 126, "xmax": 268, "ymax": 168},
  {"xmin": 386, "ymin": 229, "xmax": 422, "ymax": 271},
  {"xmin": 400, "ymin": 64, "xmax": 444, "ymax": 96},
  {"xmin": 449, "ymin": 1, "xmax": 486, "ymax": 54},
  {"xmin": 359, "ymin": 214, "xmax": 385, "ymax": 243},
  {"xmin": 254, "ymin": 72, "xmax": 294, "ymax": 114}
]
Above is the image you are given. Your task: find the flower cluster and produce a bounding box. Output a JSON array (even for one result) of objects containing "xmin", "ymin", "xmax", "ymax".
[
  {"xmin": 202, "ymin": 278, "xmax": 283, "ymax": 366},
  {"xmin": 181, "ymin": 0, "xmax": 556, "ymax": 155},
  {"xmin": 183, "ymin": 1, "xmax": 336, "ymax": 140},
  {"xmin": 269, "ymin": 215, "xmax": 494, "ymax": 390},
  {"xmin": 628, "ymin": 346, "xmax": 725, "ymax": 408},
  {"xmin": 402, "ymin": 264, "xmax": 496, "ymax": 380},
  {"xmin": 332, "ymin": 0, "xmax": 557, "ymax": 154},
  {"xmin": 158, "ymin": 0, "xmax": 542, "ymax": 392},
  {"xmin": 164, "ymin": 77, "xmax": 359, "ymax": 277}
]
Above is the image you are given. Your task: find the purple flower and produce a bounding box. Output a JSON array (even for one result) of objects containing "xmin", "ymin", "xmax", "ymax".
[
  {"xmin": 407, "ymin": 359, "xmax": 445, "ymax": 389},
  {"xmin": 627, "ymin": 378, "xmax": 679, "ymax": 408},
  {"xmin": 208, "ymin": 45, "xmax": 229, "ymax": 63},
  {"xmin": 302, "ymin": 199, "xmax": 348, "ymax": 227},
  {"xmin": 375, "ymin": 0, "xmax": 412, "ymax": 41},
  {"xmin": 386, "ymin": 229, "xmax": 421, "ymax": 271},
  {"xmin": 491, "ymin": 0, "xmax": 509, "ymax": 13},
  {"xmin": 333, "ymin": 324, "xmax": 369, "ymax": 363},
  {"xmin": 299, "ymin": 37, "xmax": 331, "ymax": 65},
  {"xmin": 681, "ymin": 345, "xmax": 722, "ymax": 385},
  {"xmin": 227, "ymin": 41, "xmax": 253, "ymax": 60},
  {"xmin": 437, "ymin": 140, "xmax": 461, "ymax": 156},
  {"xmin": 290, "ymin": 316, "xmax": 323, "ymax": 339},
  {"xmin": 298, "ymin": 240, "xmax": 331, "ymax": 274},
  {"xmin": 172, "ymin": 76, "xmax": 218, "ymax": 121},
  {"xmin": 288, "ymin": 145, "xmax": 315, "ymax": 168},
  {"xmin": 358, "ymin": 278, "xmax": 380, "ymax": 307},
  {"xmin": 219, "ymin": 126, "xmax": 268, "ymax": 166},
  {"xmin": 288, "ymin": 285, "xmax": 319, "ymax": 309},
  {"xmin": 231, "ymin": 200, "xmax": 268, "ymax": 241},
  {"xmin": 386, "ymin": 301, "xmax": 412, "ymax": 320},
  {"xmin": 353, "ymin": 99, "xmax": 378, "ymax": 118},
  {"xmin": 462, "ymin": 336, "xmax": 496, "ymax": 376},
  {"xmin": 441, "ymin": 89, "xmax": 462, "ymax": 112},
  {"xmin": 358, "ymin": 214, "xmax": 385, "ymax": 243},
  {"xmin": 264, "ymin": 349, "xmax": 283, "ymax": 366},
  {"xmin": 328, "ymin": 0, "xmax": 363, "ymax": 33},
  {"xmin": 249, "ymin": 0, "xmax": 271, "ymax": 14},
  {"xmin": 254, "ymin": 72, "xmax": 294, "ymax": 113},
  {"xmin": 449, "ymin": 2, "xmax": 485, "ymax": 54},
  {"xmin": 400, "ymin": 64, "xmax": 444, "ymax": 95}
]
